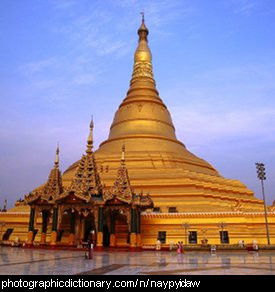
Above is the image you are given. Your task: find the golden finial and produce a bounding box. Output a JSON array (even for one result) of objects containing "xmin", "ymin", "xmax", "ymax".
[
  {"xmin": 90, "ymin": 115, "xmax": 94, "ymax": 130},
  {"xmin": 138, "ymin": 11, "xmax": 148, "ymax": 40},
  {"xmin": 86, "ymin": 116, "xmax": 94, "ymax": 153},
  {"xmin": 54, "ymin": 143, "xmax": 59, "ymax": 168},
  {"xmin": 141, "ymin": 11, "xmax": 144, "ymax": 23}
]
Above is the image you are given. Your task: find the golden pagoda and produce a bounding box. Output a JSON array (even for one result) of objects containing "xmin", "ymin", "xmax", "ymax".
[{"xmin": 0, "ymin": 16, "xmax": 274, "ymax": 247}]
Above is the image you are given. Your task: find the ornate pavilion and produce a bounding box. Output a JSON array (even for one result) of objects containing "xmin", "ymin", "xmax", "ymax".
[
  {"xmin": 0, "ymin": 16, "xmax": 274, "ymax": 247},
  {"xmin": 24, "ymin": 120, "xmax": 153, "ymax": 247}
]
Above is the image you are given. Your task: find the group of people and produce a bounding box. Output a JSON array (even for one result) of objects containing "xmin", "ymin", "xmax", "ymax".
[{"xmin": 177, "ymin": 241, "xmax": 184, "ymax": 254}]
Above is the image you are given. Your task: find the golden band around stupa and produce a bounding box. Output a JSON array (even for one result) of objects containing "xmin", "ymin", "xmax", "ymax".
[{"xmin": 0, "ymin": 16, "xmax": 274, "ymax": 248}]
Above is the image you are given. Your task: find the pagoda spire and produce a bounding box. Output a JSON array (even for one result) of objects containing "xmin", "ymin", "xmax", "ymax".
[
  {"xmin": 132, "ymin": 13, "xmax": 154, "ymax": 82},
  {"xmin": 86, "ymin": 116, "xmax": 94, "ymax": 154},
  {"xmin": 54, "ymin": 143, "xmax": 59, "ymax": 168}
]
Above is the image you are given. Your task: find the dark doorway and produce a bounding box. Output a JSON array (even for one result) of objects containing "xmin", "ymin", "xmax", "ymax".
[
  {"xmin": 158, "ymin": 231, "xmax": 166, "ymax": 244},
  {"xmin": 188, "ymin": 231, "xmax": 197, "ymax": 244},
  {"xmin": 103, "ymin": 225, "xmax": 110, "ymax": 247},
  {"xmin": 220, "ymin": 231, "xmax": 229, "ymax": 244},
  {"xmin": 84, "ymin": 216, "xmax": 95, "ymax": 242}
]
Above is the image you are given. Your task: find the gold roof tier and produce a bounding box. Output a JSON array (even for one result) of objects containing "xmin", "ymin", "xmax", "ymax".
[{"xmin": 62, "ymin": 17, "xmax": 261, "ymax": 213}]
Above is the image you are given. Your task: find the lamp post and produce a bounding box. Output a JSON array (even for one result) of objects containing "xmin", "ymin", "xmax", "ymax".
[
  {"xmin": 218, "ymin": 222, "xmax": 227, "ymax": 244},
  {"xmin": 182, "ymin": 222, "xmax": 190, "ymax": 246},
  {"xmin": 256, "ymin": 162, "xmax": 270, "ymax": 245}
]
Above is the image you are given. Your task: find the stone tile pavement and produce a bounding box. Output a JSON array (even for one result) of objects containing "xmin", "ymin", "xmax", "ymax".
[{"xmin": 0, "ymin": 246, "xmax": 274, "ymax": 275}]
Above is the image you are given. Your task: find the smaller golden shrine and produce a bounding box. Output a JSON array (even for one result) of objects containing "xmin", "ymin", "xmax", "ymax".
[{"xmin": 24, "ymin": 119, "xmax": 153, "ymax": 248}]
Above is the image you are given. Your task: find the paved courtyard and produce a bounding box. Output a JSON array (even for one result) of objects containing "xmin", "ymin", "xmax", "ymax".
[{"xmin": 0, "ymin": 246, "xmax": 275, "ymax": 275}]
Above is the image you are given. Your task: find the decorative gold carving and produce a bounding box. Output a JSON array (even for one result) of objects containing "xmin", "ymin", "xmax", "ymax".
[
  {"xmin": 69, "ymin": 153, "xmax": 102, "ymax": 198},
  {"xmin": 132, "ymin": 62, "xmax": 154, "ymax": 80},
  {"xmin": 232, "ymin": 200, "xmax": 243, "ymax": 212}
]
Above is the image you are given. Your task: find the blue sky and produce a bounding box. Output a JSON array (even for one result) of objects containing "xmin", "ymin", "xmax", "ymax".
[{"xmin": 0, "ymin": 0, "xmax": 275, "ymax": 208}]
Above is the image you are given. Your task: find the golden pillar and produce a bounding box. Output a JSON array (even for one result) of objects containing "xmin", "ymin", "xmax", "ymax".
[{"xmin": 96, "ymin": 207, "xmax": 104, "ymax": 247}]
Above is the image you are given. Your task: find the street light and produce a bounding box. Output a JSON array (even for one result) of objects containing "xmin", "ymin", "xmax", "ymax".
[
  {"xmin": 256, "ymin": 162, "xmax": 270, "ymax": 245},
  {"xmin": 182, "ymin": 222, "xmax": 190, "ymax": 245},
  {"xmin": 218, "ymin": 222, "xmax": 227, "ymax": 244}
]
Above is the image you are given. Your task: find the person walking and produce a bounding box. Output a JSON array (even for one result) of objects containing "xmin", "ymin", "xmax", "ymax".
[
  {"xmin": 177, "ymin": 242, "xmax": 181, "ymax": 254},
  {"xmin": 87, "ymin": 238, "xmax": 93, "ymax": 259},
  {"xmin": 180, "ymin": 241, "xmax": 184, "ymax": 253}
]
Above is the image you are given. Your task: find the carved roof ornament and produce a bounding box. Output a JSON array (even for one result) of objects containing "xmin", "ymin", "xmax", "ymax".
[
  {"xmin": 133, "ymin": 191, "xmax": 154, "ymax": 208},
  {"xmin": 103, "ymin": 145, "xmax": 153, "ymax": 209},
  {"xmin": 25, "ymin": 145, "xmax": 63, "ymax": 204},
  {"xmin": 60, "ymin": 117, "xmax": 103, "ymax": 202},
  {"xmin": 104, "ymin": 144, "xmax": 133, "ymax": 204}
]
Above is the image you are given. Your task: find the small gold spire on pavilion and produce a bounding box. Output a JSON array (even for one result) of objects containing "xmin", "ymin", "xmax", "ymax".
[
  {"xmin": 86, "ymin": 116, "xmax": 94, "ymax": 154},
  {"xmin": 54, "ymin": 144, "xmax": 59, "ymax": 168}
]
